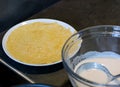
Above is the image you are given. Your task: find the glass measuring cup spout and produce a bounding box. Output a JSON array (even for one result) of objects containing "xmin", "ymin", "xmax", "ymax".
[{"xmin": 76, "ymin": 62, "xmax": 120, "ymax": 85}]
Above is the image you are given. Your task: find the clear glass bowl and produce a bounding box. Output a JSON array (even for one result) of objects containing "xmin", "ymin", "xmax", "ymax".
[{"xmin": 62, "ymin": 25, "xmax": 120, "ymax": 87}]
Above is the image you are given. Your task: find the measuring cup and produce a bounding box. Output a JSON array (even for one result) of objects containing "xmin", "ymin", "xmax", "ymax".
[{"xmin": 62, "ymin": 25, "xmax": 120, "ymax": 87}]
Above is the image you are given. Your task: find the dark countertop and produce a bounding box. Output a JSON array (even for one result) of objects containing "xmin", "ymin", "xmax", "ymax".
[
  {"xmin": 30, "ymin": 0, "xmax": 120, "ymax": 31},
  {"xmin": 1, "ymin": 0, "xmax": 120, "ymax": 87},
  {"xmin": 0, "ymin": 0, "xmax": 60, "ymax": 32}
]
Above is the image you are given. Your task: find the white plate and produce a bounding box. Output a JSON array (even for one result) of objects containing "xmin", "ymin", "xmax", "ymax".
[{"xmin": 2, "ymin": 18, "xmax": 76, "ymax": 66}]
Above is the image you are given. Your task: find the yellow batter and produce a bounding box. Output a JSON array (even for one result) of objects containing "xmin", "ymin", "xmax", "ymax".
[{"xmin": 6, "ymin": 22, "xmax": 73, "ymax": 64}]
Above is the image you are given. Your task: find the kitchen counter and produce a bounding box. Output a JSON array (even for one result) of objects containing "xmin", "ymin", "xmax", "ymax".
[
  {"xmin": 29, "ymin": 0, "xmax": 120, "ymax": 31},
  {"xmin": 1, "ymin": 0, "xmax": 120, "ymax": 86}
]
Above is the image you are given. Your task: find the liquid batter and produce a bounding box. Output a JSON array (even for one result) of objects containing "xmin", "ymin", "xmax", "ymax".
[{"xmin": 74, "ymin": 51, "xmax": 120, "ymax": 85}]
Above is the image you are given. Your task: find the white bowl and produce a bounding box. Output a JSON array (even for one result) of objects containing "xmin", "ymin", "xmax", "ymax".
[{"xmin": 2, "ymin": 18, "xmax": 76, "ymax": 67}]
